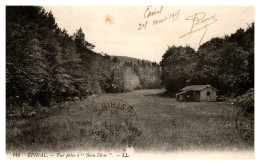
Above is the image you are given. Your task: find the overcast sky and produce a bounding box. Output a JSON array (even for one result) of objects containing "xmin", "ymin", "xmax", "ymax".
[{"xmin": 44, "ymin": 6, "xmax": 254, "ymax": 63}]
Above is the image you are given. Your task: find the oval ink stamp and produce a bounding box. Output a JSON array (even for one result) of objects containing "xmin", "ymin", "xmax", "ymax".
[
  {"xmin": 236, "ymin": 106, "xmax": 254, "ymax": 145},
  {"xmin": 90, "ymin": 99, "xmax": 141, "ymax": 147}
]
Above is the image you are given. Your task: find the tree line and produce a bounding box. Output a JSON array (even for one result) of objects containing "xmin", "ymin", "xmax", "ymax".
[
  {"xmin": 160, "ymin": 23, "xmax": 254, "ymax": 98},
  {"xmin": 6, "ymin": 6, "xmax": 161, "ymax": 113}
]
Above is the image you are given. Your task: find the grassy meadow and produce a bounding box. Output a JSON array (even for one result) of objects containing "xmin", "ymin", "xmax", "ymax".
[{"xmin": 6, "ymin": 89, "xmax": 253, "ymax": 153}]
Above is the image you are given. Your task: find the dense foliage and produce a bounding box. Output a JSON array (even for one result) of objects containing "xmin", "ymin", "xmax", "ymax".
[
  {"xmin": 6, "ymin": 6, "xmax": 161, "ymax": 113},
  {"xmin": 160, "ymin": 23, "xmax": 254, "ymax": 97},
  {"xmin": 234, "ymin": 88, "xmax": 254, "ymax": 111}
]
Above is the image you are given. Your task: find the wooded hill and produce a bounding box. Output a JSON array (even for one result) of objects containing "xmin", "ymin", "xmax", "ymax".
[
  {"xmin": 6, "ymin": 6, "xmax": 161, "ymax": 113},
  {"xmin": 110, "ymin": 56, "xmax": 157, "ymax": 66}
]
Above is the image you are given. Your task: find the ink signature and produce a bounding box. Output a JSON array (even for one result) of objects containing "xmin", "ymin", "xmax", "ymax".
[{"xmin": 180, "ymin": 12, "xmax": 218, "ymax": 45}]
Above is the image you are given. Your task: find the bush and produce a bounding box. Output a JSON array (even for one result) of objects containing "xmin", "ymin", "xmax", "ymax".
[{"xmin": 234, "ymin": 88, "xmax": 254, "ymax": 112}]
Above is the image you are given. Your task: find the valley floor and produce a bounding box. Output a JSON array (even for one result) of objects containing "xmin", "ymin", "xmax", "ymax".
[{"xmin": 6, "ymin": 89, "xmax": 253, "ymax": 153}]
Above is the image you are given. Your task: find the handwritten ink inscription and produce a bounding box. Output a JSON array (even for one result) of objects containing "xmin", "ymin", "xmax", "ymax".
[
  {"xmin": 137, "ymin": 21, "xmax": 148, "ymax": 30},
  {"xmin": 180, "ymin": 12, "xmax": 218, "ymax": 45},
  {"xmin": 153, "ymin": 9, "xmax": 180, "ymax": 26},
  {"xmin": 137, "ymin": 6, "xmax": 180, "ymax": 30},
  {"xmin": 137, "ymin": 6, "xmax": 217, "ymax": 46},
  {"xmin": 144, "ymin": 5, "xmax": 163, "ymax": 18}
]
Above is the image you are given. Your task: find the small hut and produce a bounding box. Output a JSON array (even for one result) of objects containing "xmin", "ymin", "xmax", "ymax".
[{"xmin": 176, "ymin": 85, "xmax": 218, "ymax": 102}]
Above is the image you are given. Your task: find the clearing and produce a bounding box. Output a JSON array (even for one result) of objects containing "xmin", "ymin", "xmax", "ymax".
[{"xmin": 6, "ymin": 89, "xmax": 253, "ymax": 152}]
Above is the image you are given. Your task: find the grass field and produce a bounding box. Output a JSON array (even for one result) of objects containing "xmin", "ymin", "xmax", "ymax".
[{"xmin": 6, "ymin": 89, "xmax": 253, "ymax": 153}]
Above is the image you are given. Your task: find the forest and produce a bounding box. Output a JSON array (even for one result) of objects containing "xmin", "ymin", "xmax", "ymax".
[
  {"xmin": 6, "ymin": 6, "xmax": 254, "ymax": 115},
  {"xmin": 6, "ymin": 6, "xmax": 161, "ymax": 114},
  {"xmin": 160, "ymin": 22, "xmax": 254, "ymax": 107}
]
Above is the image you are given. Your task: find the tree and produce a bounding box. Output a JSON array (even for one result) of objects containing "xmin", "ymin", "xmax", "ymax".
[
  {"xmin": 6, "ymin": 6, "xmax": 54, "ymax": 108},
  {"xmin": 159, "ymin": 23, "xmax": 254, "ymax": 97},
  {"xmin": 160, "ymin": 46, "xmax": 196, "ymax": 93},
  {"xmin": 74, "ymin": 28, "xmax": 95, "ymax": 54}
]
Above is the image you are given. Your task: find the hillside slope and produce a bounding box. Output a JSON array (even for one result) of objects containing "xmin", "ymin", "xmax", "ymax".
[{"xmin": 110, "ymin": 55, "xmax": 157, "ymax": 66}]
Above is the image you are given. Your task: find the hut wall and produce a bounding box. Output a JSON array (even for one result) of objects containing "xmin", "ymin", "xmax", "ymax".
[{"xmin": 199, "ymin": 87, "xmax": 217, "ymax": 101}]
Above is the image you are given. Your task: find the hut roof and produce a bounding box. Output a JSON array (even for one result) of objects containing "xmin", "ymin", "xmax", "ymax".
[{"xmin": 181, "ymin": 85, "xmax": 218, "ymax": 91}]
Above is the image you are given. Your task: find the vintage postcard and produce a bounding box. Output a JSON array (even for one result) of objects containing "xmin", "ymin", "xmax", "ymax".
[{"xmin": 5, "ymin": 4, "xmax": 254, "ymax": 159}]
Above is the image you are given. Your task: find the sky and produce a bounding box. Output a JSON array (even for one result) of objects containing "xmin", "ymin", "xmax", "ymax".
[{"xmin": 44, "ymin": 6, "xmax": 254, "ymax": 63}]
